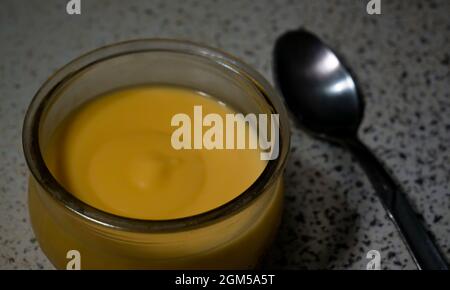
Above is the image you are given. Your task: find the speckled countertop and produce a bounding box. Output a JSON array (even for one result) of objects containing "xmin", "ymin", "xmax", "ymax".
[{"xmin": 1, "ymin": 0, "xmax": 449, "ymax": 270}]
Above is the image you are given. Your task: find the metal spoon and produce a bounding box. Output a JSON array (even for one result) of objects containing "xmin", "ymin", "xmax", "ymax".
[{"xmin": 273, "ymin": 28, "xmax": 448, "ymax": 270}]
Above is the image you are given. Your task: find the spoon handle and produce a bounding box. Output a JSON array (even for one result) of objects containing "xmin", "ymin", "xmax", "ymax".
[{"xmin": 344, "ymin": 138, "xmax": 448, "ymax": 270}]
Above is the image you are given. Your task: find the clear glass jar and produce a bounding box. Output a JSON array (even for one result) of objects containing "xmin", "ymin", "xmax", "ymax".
[{"xmin": 22, "ymin": 39, "xmax": 291, "ymax": 269}]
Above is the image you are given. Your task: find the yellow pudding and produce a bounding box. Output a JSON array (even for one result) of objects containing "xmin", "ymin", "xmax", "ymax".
[
  {"xmin": 28, "ymin": 85, "xmax": 284, "ymax": 269},
  {"xmin": 43, "ymin": 86, "xmax": 266, "ymax": 220}
]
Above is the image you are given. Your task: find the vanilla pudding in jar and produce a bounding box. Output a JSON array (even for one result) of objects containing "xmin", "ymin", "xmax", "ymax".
[{"xmin": 22, "ymin": 40, "xmax": 291, "ymax": 269}]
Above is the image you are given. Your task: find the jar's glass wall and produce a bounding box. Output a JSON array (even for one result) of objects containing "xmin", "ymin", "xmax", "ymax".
[
  {"xmin": 24, "ymin": 40, "xmax": 290, "ymax": 269},
  {"xmin": 29, "ymin": 174, "xmax": 283, "ymax": 269}
]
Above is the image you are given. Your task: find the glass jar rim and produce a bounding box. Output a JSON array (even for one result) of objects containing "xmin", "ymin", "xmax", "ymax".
[{"xmin": 22, "ymin": 39, "xmax": 291, "ymax": 233}]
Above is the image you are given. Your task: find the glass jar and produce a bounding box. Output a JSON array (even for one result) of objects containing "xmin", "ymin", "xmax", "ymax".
[{"xmin": 22, "ymin": 39, "xmax": 291, "ymax": 269}]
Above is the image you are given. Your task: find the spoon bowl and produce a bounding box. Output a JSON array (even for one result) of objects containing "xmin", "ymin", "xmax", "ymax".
[{"xmin": 274, "ymin": 30, "xmax": 363, "ymax": 139}]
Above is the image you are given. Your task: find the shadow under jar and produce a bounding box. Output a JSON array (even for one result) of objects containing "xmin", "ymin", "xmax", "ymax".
[{"xmin": 22, "ymin": 39, "xmax": 291, "ymax": 269}]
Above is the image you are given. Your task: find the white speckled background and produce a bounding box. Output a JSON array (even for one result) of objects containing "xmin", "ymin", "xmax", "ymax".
[{"xmin": 0, "ymin": 0, "xmax": 449, "ymax": 269}]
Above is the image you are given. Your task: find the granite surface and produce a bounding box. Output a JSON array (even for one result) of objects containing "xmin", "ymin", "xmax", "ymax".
[{"xmin": 0, "ymin": 0, "xmax": 449, "ymax": 270}]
